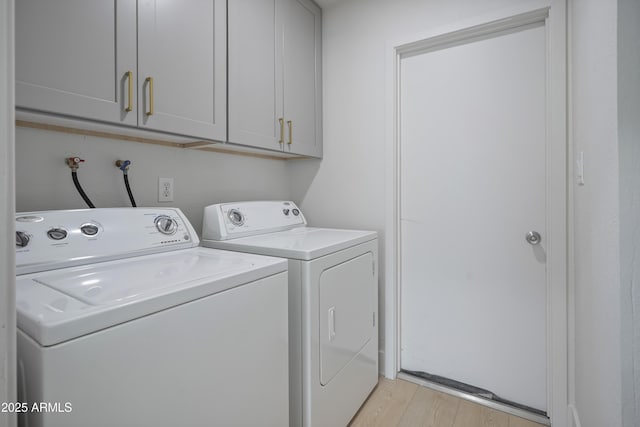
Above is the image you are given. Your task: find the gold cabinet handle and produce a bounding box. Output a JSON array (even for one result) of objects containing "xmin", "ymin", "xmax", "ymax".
[
  {"xmin": 278, "ymin": 118, "xmax": 284, "ymax": 144},
  {"xmin": 125, "ymin": 71, "xmax": 133, "ymax": 112},
  {"xmin": 145, "ymin": 76, "xmax": 154, "ymax": 116},
  {"xmin": 287, "ymin": 120, "xmax": 292, "ymax": 145}
]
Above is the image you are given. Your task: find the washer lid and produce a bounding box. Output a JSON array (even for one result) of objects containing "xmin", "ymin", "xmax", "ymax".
[
  {"xmin": 202, "ymin": 227, "xmax": 377, "ymax": 260},
  {"xmin": 35, "ymin": 250, "xmax": 250, "ymax": 305},
  {"xmin": 16, "ymin": 248, "xmax": 287, "ymax": 346}
]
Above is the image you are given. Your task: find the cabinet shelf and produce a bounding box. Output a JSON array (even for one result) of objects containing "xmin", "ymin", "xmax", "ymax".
[{"xmin": 16, "ymin": 116, "xmax": 303, "ymax": 161}]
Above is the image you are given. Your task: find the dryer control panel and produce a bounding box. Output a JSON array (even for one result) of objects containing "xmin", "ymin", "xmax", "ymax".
[
  {"xmin": 203, "ymin": 201, "xmax": 307, "ymax": 241},
  {"xmin": 16, "ymin": 208, "xmax": 199, "ymax": 275}
]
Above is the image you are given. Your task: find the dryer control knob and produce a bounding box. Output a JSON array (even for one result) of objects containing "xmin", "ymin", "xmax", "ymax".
[
  {"xmin": 16, "ymin": 231, "xmax": 30, "ymax": 248},
  {"xmin": 155, "ymin": 215, "xmax": 178, "ymax": 235},
  {"xmin": 228, "ymin": 209, "xmax": 245, "ymax": 226}
]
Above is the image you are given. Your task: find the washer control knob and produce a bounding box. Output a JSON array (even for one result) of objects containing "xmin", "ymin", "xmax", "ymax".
[
  {"xmin": 292, "ymin": 208, "xmax": 300, "ymax": 216},
  {"xmin": 81, "ymin": 223, "xmax": 99, "ymax": 236},
  {"xmin": 228, "ymin": 209, "xmax": 245, "ymax": 226},
  {"xmin": 47, "ymin": 228, "xmax": 68, "ymax": 241},
  {"xmin": 16, "ymin": 231, "xmax": 30, "ymax": 248},
  {"xmin": 155, "ymin": 216, "xmax": 178, "ymax": 235},
  {"xmin": 283, "ymin": 209, "xmax": 290, "ymax": 216}
]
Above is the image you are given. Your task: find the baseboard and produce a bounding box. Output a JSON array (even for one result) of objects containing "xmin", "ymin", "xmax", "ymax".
[
  {"xmin": 568, "ymin": 404, "xmax": 582, "ymax": 427},
  {"xmin": 378, "ymin": 349, "xmax": 387, "ymax": 376}
]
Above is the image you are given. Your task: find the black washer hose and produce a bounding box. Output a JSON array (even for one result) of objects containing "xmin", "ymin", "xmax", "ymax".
[
  {"xmin": 71, "ymin": 170, "xmax": 95, "ymax": 208},
  {"xmin": 123, "ymin": 172, "xmax": 137, "ymax": 207}
]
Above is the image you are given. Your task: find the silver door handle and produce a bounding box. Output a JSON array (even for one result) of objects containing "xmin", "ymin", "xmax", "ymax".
[{"xmin": 526, "ymin": 231, "xmax": 541, "ymax": 245}]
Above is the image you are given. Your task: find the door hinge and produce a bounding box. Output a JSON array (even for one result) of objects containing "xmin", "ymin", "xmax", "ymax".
[{"xmin": 373, "ymin": 312, "xmax": 376, "ymax": 327}]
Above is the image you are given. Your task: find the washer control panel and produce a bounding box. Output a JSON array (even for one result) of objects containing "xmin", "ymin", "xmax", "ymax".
[
  {"xmin": 203, "ymin": 201, "xmax": 307, "ymax": 241},
  {"xmin": 16, "ymin": 208, "xmax": 199, "ymax": 275}
]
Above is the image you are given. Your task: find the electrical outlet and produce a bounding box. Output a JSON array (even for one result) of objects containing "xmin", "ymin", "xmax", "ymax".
[{"xmin": 158, "ymin": 177, "xmax": 174, "ymax": 202}]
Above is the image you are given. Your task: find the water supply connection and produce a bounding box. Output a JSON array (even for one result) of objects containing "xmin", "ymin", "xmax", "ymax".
[
  {"xmin": 65, "ymin": 156, "xmax": 85, "ymax": 171},
  {"xmin": 115, "ymin": 160, "xmax": 137, "ymax": 207},
  {"xmin": 116, "ymin": 159, "xmax": 131, "ymax": 173},
  {"xmin": 66, "ymin": 156, "xmax": 95, "ymax": 208},
  {"xmin": 63, "ymin": 157, "xmax": 139, "ymax": 209}
]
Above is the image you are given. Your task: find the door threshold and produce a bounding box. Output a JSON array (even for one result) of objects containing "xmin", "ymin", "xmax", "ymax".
[{"xmin": 397, "ymin": 371, "xmax": 550, "ymax": 426}]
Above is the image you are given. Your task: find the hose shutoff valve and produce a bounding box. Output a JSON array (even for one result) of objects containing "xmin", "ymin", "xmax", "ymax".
[
  {"xmin": 116, "ymin": 160, "xmax": 131, "ymax": 173},
  {"xmin": 66, "ymin": 157, "xmax": 85, "ymax": 171}
]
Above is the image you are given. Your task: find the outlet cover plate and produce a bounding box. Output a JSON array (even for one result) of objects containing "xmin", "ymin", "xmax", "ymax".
[{"xmin": 158, "ymin": 177, "xmax": 174, "ymax": 202}]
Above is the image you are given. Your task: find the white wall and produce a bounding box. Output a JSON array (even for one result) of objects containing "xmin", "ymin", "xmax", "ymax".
[
  {"xmin": 289, "ymin": 0, "xmax": 535, "ymax": 370},
  {"xmin": 618, "ymin": 0, "xmax": 640, "ymax": 424},
  {"xmin": 0, "ymin": 0, "xmax": 16, "ymax": 426},
  {"xmin": 571, "ymin": 0, "xmax": 623, "ymax": 426},
  {"xmin": 10, "ymin": 1, "xmax": 633, "ymax": 425},
  {"xmin": 291, "ymin": 0, "xmax": 629, "ymax": 425},
  {"xmin": 15, "ymin": 127, "xmax": 291, "ymax": 236}
]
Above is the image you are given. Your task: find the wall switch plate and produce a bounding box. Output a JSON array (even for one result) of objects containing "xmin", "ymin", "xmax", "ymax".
[
  {"xmin": 158, "ymin": 177, "xmax": 174, "ymax": 202},
  {"xmin": 576, "ymin": 152, "xmax": 585, "ymax": 186}
]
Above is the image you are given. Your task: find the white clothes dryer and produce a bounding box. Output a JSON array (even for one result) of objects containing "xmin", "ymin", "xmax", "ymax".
[
  {"xmin": 15, "ymin": 208, "xmax": 289, "ymax": 427},
  {"xmin": 202, "ymin": 201, "xmax": 378, "ymax": 427}
]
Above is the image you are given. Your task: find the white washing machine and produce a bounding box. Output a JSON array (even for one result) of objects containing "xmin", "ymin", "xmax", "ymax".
[
  {"xmin": 202, "ymin": 201, "xmax": 378, "ymax": 427},
  {"xmin": 15, "ymin": 208, "xmax": 289, "ymax": 427}
]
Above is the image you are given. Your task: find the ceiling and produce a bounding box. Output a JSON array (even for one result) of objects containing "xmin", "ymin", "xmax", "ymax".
[{"xmin": 314, "ymin": 0, "xmax": 346, "ymax": 8}]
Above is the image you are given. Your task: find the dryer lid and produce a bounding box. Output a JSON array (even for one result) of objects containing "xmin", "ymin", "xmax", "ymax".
[
  {"xmin": 202, "ymin": 227, "xmax": 377, "ymax": 260},
  {"xmin": 16, "ymin": 248, "xmax": 287, "ymax": 346}
]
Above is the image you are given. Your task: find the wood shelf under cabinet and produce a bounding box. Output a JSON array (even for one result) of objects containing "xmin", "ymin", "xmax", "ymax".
[{"xmin": 16, "ymin": 118, "xmax": 304, "ymax": 161}]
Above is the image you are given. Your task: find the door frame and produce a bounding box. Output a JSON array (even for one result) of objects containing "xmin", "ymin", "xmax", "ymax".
[
  {"xmin": 0, "ymin": 1, "xmax": 16, "ymax": 426},
  {"xmin": 383, "ymin": 1, "xmax": 568, "ymax": 425}
]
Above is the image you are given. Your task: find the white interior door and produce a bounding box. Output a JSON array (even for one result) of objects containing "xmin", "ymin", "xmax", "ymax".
[{"xmin": 400, "ymin": 23, "xmax": 547, "ymax": 412}]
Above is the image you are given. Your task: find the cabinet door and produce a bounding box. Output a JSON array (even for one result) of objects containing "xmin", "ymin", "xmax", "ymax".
[
  {"xmin": 228, "ymin": 0, "xmax": 284, "ymax": 151},
  {"xmin": 16, "ymin": 0, "xmax": 137, "ymax": 126},
  {"xmin": 137, "ymin": 0, "xmax": 226, "ymax": 141},
  {"xmin": 283, "ymin": 0, "xmax": 322, "ymax": 157}
]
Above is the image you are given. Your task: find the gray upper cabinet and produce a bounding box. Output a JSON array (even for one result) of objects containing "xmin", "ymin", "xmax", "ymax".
[
  {"xmin": 229, "ymin": 0, "xmax": 322, "ymax": 158},
  {"xmin": 16, "ymin": 0, "xmax": 138, "ymax": 127},
  {"xmin": 137, "ymin": 0, "xmax": 226, "ymax": 141},
  {"xmin": 282, "ymin": 0, "xmax": 322, "ymax": 157},
  {"xmin": 16, "ymin": 0, "xmax": 226, "ymax": 142},
  {"xmin": 228, "ymin": 0, "xmax": 282, "ymax": 152}
]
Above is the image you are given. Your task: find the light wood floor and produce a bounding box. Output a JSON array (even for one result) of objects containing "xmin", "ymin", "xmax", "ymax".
[{"xmin": 348, "ymin": 378, "xmax": 545, "ymax": 427}]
